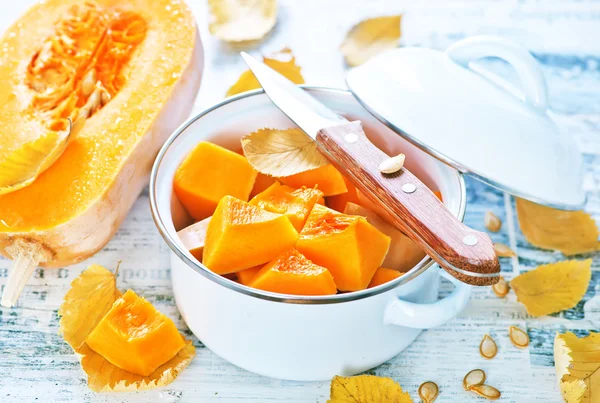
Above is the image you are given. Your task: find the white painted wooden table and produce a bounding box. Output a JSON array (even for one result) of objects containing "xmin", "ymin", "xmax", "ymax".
[{"xmin": 1, "ymin": 1, "xmax": 599, "ymax": 402}]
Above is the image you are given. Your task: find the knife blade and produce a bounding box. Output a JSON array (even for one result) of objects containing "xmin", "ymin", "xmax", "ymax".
[{"xmin": 241, "ymin": 51, "xmax": 500, "ymax": 286}]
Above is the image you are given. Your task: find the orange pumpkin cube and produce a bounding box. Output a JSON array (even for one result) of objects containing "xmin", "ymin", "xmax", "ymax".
[
  {"xmin": 249, "ymin": 182, "xmax": 324, "ymax": 231},
  {"xmin": 174, "ymin": 142, "xmax": 257, "ymax": 220},
  {"xmin": 85, "ymin": 290, "xmax": 185, "ymax": 377},
  {"xmin": 279, "ymin": 164, "xmax": 347, "ymax": 196},
  {"xmin": 249, "ymin": 173, "xmax": 278, "ymax": 198},
  {"xmin": 297, "ymin": 204, "xmax": 390, "ymax": 291},
  {"xmin": 344, "ymin": 202, "xmax": 426, "ymax": 272},
  {"xmin": 249, "ymin": 249, "xmax": 337, "ymax": 295},
  {"xmin": 203, "ymin": 196, "xmax": 298, "ymax": 274},
  {"xmin": 177, "ymin": 216, "xmax": 211, "ymax": 261},
  {"xmin": 368, "ymin": 267, "xmax": 404, "ymax": 288},
  {"xmin": 326, "ymin": 176, "xmax": 360, "ymax": 212},
  {"xmin": 237, "ymin": 265, "xmax": 263, "ymax": 285}
]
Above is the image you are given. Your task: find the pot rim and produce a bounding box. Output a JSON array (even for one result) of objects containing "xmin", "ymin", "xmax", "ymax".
[{"xmin": 149, "ymin": 86, "xmax": 467, "ymax": 305}]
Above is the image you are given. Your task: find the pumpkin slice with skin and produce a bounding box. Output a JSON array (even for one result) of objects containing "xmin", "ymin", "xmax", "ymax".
[
  {"xmin": 297, "ymin": 204, "xmax": 390, "ymax": 291},
  {"xmin": 249, "ymin": 182, "xmax": 324, "ymax": 231},
  {"xmin": 344, "ymin": 202, "xmax": 426, "ymax": 271},
  {"xmin": 178, "ymin": 217, "xmax": 212, "ymax": 261},
  {"xmin": 174, "ymin": 142, "xmax": 258, "ymax": 220},
  {"xmin": 368, "ymin": 267, "xmax": 404, "ymax": 288},
  {"xmin": 0, "ymin": 0, "xmax": 202, "ymax": 306},
  {"xmin": 279, "ymin": 164, "xmax": 347, "ymax": 196},
  {"xmin": 203, "ymin": 196, "xmax": 298, "ymax": 274},
  {"xmin": 249, "ymin": 248, "xmax": 337, "ymax": 295},
  {"xmin": 86, "ymin": 289, "xmax": 186, "ymax": 377}
]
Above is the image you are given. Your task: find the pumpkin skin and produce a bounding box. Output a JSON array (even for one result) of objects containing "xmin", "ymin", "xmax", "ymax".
[{"xmin": 0, "ymin": 0, "xmax": 203, "ymax": 267}]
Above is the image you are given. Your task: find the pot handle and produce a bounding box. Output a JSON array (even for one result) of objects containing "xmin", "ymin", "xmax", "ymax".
[
  {"xmin": 446, "ymin": 35, "xmax": 548, "ymax": 114},
  {"xmin": 384, "ymin": 271, "xmax": 472, "ymax": 329}
]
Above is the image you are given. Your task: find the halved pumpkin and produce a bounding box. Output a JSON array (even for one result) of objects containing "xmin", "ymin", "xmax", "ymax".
[
  {"xmin": 296, "ymin": 204, "xmax": 390, "ymax": 291},
  {"xmin": 0, "ymin": 0, "xmax": 202, "ymax": 304}
]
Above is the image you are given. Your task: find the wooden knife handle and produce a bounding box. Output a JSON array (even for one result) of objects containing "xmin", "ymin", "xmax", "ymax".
[{"xmin": 316, "ymin": 121, "xmax": 500, "ymax": 286}]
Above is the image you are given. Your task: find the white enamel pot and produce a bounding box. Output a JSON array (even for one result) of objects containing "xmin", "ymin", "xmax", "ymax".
[{"xmin": 149, "ymin": 87, "xmax": 470, "ymax": 381}]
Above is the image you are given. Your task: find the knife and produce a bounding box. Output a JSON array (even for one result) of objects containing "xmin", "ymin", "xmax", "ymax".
[{"xmin": 241, "ymin": 52, "xmax": 500, "ymax": 286}]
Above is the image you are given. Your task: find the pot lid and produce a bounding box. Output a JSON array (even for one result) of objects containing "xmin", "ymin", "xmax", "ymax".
[{"xmin": 346, "ymin": 36, "xmax": 585, "ymax": 210}]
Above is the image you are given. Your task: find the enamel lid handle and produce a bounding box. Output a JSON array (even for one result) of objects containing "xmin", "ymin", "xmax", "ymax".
[
  {"xmin": 446, "ymin": 36, "xmax": 548, "ymax": 113},
  {"xmin": 316, "ymin": 121, "xmax": 500, "ymax": 286}
]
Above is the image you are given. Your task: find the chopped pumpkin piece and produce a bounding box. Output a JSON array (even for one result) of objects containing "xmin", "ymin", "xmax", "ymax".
[
  {"xmin": 344, "ymin": 202, "xmax": 426, "ymax": 271},
  {"xmin": 85, "ymin": 289, "xmax": 185, "ymax": 377},
  {"xmin": 249, "ymin": 173, "xmax": 277, "ymax": 198},
  {"xmin": 177, "ymin": 217, "xmax": 211, "ymax": 261},
  {"xmin": 203, "ymin": 196, "xmax": 298, "ymax": 274},
  {"xmin": 249, "ymin": 249, "xmax": 337, "ymax": 295},
  {"xmin": 279, "ymin": 164, "xmax": 347, "ymax": 196},
  {"xmin": 249, "ymin": 182, "xmax": 324, "ymax": 230},
  {"xmin": 237, "ymin": 265, "xmax": 263, "ymax": 285},
  {"xmin": 297, "ymin": 204, "xmax": 390, "ymax": 291},
  {"xmin": 368, "ymin": 267, "xmax": 403, "ymax": 288},
  {"xmin": 326, "ymin": 176, "xmax": 360, "ymax": 212},
  {"xmin": 174, "ymin": 142, "xmax": 257, "ymax": 220}
]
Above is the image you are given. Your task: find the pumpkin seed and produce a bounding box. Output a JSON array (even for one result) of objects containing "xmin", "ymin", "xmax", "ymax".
[
  {"xmin": 418, "ymin": 381, "xmax": 439, "ymax": 403},
  {"xmin": 463, "ymin": 369, "xmax": 486, "ymax": 390},
  {"xmin": 484, "ymin": 211, "xmax": 502, "ymax": 232},
  {"xmin": 509, "ymin": 325, "xmax": 530, "ymax": 348},
  {"xmin": 491, "ymin": 276, "xmax": 509, "ymax": 298},
  {"xmin": 379, "ymin": 153, "xmax": 405, "ymax": 174},
  {"xmin": 479, "ymin": 334, "xmax": 498, "ymax": 359},
  {"xmin": 494, "ymin": 242, "xmax": 516, "ymax": 257},
  {"xmin": 470, "ymin": 384, "xmax": 501, "ymax": 400}
]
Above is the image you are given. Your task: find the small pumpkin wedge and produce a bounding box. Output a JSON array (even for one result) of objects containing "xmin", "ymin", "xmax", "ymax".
[{"xmin": 0, "ymin": 0, "xmax": 203, "ymax": 306}]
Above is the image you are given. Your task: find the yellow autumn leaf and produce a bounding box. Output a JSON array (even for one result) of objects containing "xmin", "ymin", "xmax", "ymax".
[
  {"xmin": 58, "ymin": 264, "xmax": 121, "ymax": 350},
  {"xmin": 328, "ymin": 375, "xmax": 413, "ymax": 403},
  {"xmin": 226, "ymin": 48, "xmax": 304, "ymax": 97},
  {"xmin": 58, "ymin": 264, "xmax": 195, "ymax": 392},
  {"xmin": 340, "ymin": 15, "xmax": 402, "ymax": 67},
  {"xmin": 208, "ymin": 0, "xmax": 277, "ymax": 42},
  {"xmin": 0, "ymin": 123, "xmax": 71, "ymax": 195},
  {"xmin": 554, "ymin": 332, "xmax": 600, "ymax": 402},
  {"xmin": 510, "ymin": 259, "xmax": 592, "ymax": 317},
  {"xmin": 516, "ymin": 198, "xmax": 599, "ymax": 256},
  {"xmin": 241, "ymin": 127, "xmax": 328, "ymax": 177}
]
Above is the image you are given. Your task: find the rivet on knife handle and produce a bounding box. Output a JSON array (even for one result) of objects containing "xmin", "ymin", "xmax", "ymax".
[{"xmin": 315, "ymin": 121, "xmax": 500, "ymax": 286}]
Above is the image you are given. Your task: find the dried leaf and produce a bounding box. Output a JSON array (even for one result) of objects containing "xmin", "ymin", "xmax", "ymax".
[
  {"xmin": 418, "ymin": 381, "xmax": 439, "ymax": 403},
  {"xmin": 484, "ymin": 211, "xmax": 502, "ymax": 232},
  {"xmin": 508, "ymin": 326, "xmax": 529, "ymax": 348},
  {"xmin": 208, "ymin": 0, "xmax": 277, "ymax": 42},
  {"xmin": 241, "ymin": 128, "xmax": 328, "ymax": 176},
  {"xmin": 554, "ymin": 332, "xmax": 600, "ymax": 403},
  {"xmin": 79, "ymin": 340, "xmax": 195, "ymax": 392},
  {"xmin": 494, "ymin": 242, "xmax": 516, "ymax": 257},
  {"xmin": 510, "ymin": 259, "xmax": 592, "ymax": 317},
  {"xmin": 479, "ymin": 334, "xmax": 498, "ymax": 359},
  {"xmin": 463, "ymin": 369, "xmax": 486, "ymax": 390},
  {"xmin": 328, "ymin": 375, "xmax": 413, "ymax": 402},
  {"xmin": 516, "ymin": 198, "xmax": 599, "ymax": 256},
  {"xmin": 0, "ymin": 124, "xmax": 71, "ymax": 195},
  {"xmin": 58, "ymin": 264, "xmax": 121, "ymax": 350},
  {"xmin": 227, "ymin": 48, "xmax": 304, "ymax": 97},
  {"xmin": 340, "ymin": 15, "xmax": 402, "ymax": 67},
  {"xmin": 58, "ymin": 264, "xmax": 195, "ymax": 392},
  {"xmin": 470, "ymin": 384, "xmax": 501, "ymax": 400},
  {"xmin": 491, "ymin": 276, "xmax": 509, "ymax": 298}
]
